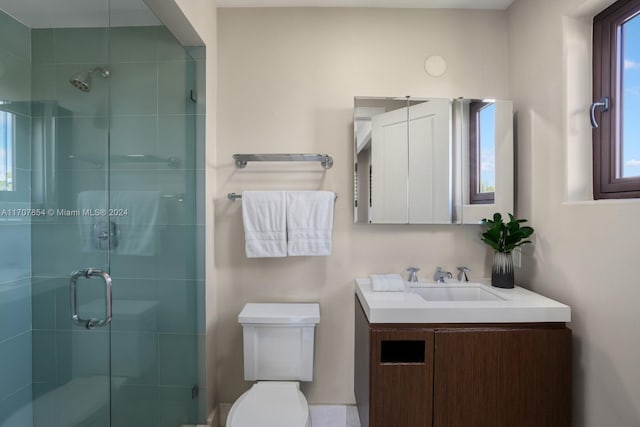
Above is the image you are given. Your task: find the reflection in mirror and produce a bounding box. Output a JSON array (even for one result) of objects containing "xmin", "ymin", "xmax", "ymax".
[
  {"xmin": 458, "ymin": 98, "xmax": 513, "ymax": 224},
  {"xmin": 469, "ymin": 101, "xmax": 496, "ymax": 204},
  {"xmin": 354, "ymin": 97, "xmax": 405, "ymax": 223},
  {"xmin": 354, "ymin": 97, "xmax": 454, "ymax": 225},
  {"xmin": 407, "ymin": 98, "xmax": 453, "ymax": 224},
  {"xmin": 354, "ymin": 97, "xmax": 513, "ymax": 225},
  {"xmin": 0, "ymin": 109, "xmax": 15, "ymax": 191}
]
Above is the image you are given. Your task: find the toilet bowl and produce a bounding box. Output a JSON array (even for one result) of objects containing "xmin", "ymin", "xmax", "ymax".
[
  {"xmin": 226, "ymin": 303, "xmax": 320, "ymax": 427},
  {"xmin": 226, "ymin": 382, "xmax": 310, "ymax": 427}
]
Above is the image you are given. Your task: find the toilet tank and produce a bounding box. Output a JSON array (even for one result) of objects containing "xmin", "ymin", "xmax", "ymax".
[{"xmin": 238, "ymin": 303, "xmax": 320, "ymax": 382}]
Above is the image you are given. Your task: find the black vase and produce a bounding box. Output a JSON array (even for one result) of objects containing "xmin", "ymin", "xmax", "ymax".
[{"xmin": 491, "ymin": 252, "xmax": 514, "ymax": 289}]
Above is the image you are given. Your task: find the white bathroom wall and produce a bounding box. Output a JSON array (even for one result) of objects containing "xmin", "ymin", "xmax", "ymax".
[
  {"xmin": 216, "ymin": 7, "xmax": 509, "ymax": 404},
  {"xmin": 508, "ymin": 0, "xmax": 640, "ymax": 425}
]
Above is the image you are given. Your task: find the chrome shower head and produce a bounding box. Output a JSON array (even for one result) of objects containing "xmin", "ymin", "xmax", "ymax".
[
  {"xmin": 70, "ymin": 70, "xmax": 91, "ymax": 92},
  {"xmin": 69, "ymin": 67, "xmax": 110, "ymax": 92}
]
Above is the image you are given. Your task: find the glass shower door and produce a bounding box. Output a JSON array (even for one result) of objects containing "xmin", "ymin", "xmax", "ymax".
[
  {"xmin": 29, "ymin": 3, "xmax": 114, "ymax": 424},
  {"xmin": 106, "ymin": 11, "xmax": 203, "ymax": 425},
  {"xmin": 1, "ymin": 0, "xmax": 203, "ymax": 425}
]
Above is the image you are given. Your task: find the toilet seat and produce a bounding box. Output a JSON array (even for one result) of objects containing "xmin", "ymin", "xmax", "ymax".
[{"xmin": 226, "ymin": 382, "xmax": 311, "ymax": 427}]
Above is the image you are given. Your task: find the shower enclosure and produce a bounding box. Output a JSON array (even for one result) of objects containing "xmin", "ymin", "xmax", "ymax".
[{"xmin": 0, "ymin": 0, "xmax": 205, "ymax": 426}]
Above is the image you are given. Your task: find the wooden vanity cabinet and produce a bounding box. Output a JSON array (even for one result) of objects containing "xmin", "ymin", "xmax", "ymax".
[{"xmin": 354, "ymin": 296, "xmax": 572, "ymax": 427}]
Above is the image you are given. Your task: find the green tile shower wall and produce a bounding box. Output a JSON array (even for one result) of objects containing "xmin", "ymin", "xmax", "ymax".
[
  {"xmin": 0, "ymin": 11, "xmax": 33, "ymax": 425},
  {"xmin": 27, "ymin": 24, "xmax": 204, "ymax": 425}
]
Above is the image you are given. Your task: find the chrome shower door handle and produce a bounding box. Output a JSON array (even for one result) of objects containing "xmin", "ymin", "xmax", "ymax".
[
  {"xmin": 69, "ymin": 268, "xmax": 113, "ymax": 330},
  {"xmin": 590, "ymin": 97, "xmax": 609, "ymax": 128}
]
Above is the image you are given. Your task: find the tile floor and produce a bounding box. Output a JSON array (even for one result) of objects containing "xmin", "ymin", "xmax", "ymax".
[{"xmin": 309, "ymin": 405, "xmax": 361, "ymax": 427}]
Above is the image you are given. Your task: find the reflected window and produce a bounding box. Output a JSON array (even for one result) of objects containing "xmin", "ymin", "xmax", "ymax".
[
  {"xmin": 0, "ymin": 109, "xmax": 15, "ymax": 191},
  {"xmin": 469, "ymin": 102, "xmax": 495, "ymax": 204}
]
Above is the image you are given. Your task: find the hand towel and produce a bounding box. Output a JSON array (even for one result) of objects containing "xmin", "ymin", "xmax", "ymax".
[
  {"xmin": 371, "ymin": 273, "xmax": 406, "ymax": 292},
  {"xmin": 242, "ymin": 191, "xmax": 287, "ymax": 258},
  {"xmin": 286, "ymin": 191, "xmax": 335, "ymax": 256}
]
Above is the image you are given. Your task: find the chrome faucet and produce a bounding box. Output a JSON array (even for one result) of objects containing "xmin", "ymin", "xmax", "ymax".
[
  {"xmin": 433, "ymin": 267, "xmax": 453, "ymax": 283},
  {"xmin": 406, "ymin": 267, "xmax": 420, "ymax": 283},
  {"xmin": 457, "ymin": 266, "xmax": 470, "ymax": 282}
]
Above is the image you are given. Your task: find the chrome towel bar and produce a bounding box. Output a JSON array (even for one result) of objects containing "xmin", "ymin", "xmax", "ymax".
[
  {"xmin": 227, "ymin": 192, "xmax": 337, "ymax": 202},
  {"xmin": 232, "ymin": 153, "xmax": 334, "ymax": 169}
]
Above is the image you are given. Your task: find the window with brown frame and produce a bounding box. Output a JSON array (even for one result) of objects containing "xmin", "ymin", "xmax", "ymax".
[
  {"xmin": 593, "ymin": 0, "xmax": 640, "ymax": 199},
  {"xmin": 469, "ymin": 101, "xmax": 495, "ymax": 204}
]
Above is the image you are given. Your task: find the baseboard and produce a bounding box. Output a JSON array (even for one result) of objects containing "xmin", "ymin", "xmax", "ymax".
[
  {"xmin": 310, "ymin": 405, "xmax": 361, "ymax": 427},
  {"xmin": 208, "ymin": 408, "xmax": 218, "ymax": 427},
  {"xmin": 218, "ymin": 402, "xmax": 232, "ymax": 426}
]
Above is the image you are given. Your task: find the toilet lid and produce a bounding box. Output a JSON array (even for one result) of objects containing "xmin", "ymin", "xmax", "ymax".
[{"xmin": 227, "ymin": 382, "xmax": 309, "ymax": 427}]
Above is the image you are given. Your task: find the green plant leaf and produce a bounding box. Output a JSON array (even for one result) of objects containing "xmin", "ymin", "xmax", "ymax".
[{"xmin": 480, "ymin": 212, "xmax": 534, "ymax": 253}]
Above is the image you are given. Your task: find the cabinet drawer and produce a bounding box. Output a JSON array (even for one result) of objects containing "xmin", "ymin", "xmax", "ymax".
[{"xmin": 370, "ymin": 329, "xmax": 434, "ymax": 427}]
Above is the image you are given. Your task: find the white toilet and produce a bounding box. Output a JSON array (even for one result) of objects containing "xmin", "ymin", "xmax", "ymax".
[{"xmin": 226, "ymin": 302, "xmax": 320, "ymax": 427}]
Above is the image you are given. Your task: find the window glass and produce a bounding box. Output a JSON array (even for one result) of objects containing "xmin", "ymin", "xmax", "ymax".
[
  {"xmin": 0, "ymin": 109, "xmax": 15, "ymax": 191},
  {"xmin": 469, "ymin": 100, "xmax": 495, "ymax": 204},
  {"xmin": 478, "ymin": 103, "xmax": 496, "ymax": 193},
  {"xmin": 621, "ymin": 13, "xmax": 640, "ymax": 178}
]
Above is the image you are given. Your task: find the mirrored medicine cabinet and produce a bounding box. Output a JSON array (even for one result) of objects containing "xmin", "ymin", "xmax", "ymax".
[{"xmin": 353, "ymin": 96, "xmax": 514, "ymax": 225}]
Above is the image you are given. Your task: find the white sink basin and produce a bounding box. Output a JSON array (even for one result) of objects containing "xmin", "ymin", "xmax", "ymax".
[
  {"xmin": 354, "ymin": 278, "xmax": 572, "ymax": 323},
  {"xmin": 411, "ymin": 285, "xmax": 505, "ymax": 302}
]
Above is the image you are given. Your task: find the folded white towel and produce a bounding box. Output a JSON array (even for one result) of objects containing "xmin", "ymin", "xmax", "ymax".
[
  {"xmin": 371, "ymin": 273, "xmax": 406, "ymax": 292},
  {"xmin": 286, "ymin": 191, "xmax": 335, "ymax": 256},
  {"xmin": 242, "ymin": 191, "xmax": 287, "ymax": 258}
]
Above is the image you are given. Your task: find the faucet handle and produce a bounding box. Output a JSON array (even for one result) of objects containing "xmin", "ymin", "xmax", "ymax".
[
  {"xmin": 457, "ymin": 266, "xmax": 470, "ymax": 282},
  {"xmin": 406, "ymin": 267, "xmax": 420, "ymax": 282}
]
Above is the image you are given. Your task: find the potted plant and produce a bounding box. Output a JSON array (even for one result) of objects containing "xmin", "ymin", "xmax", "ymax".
[{"xmin": 481, "ymin": 213, "xmax": 534, "ymax": 289}]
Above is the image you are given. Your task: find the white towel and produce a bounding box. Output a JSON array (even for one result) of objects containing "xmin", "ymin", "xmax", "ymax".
[
  {"xmin": 242, "ymin": 191, "xmax": 287, "ymax": 258},
  {"xmin": 371, "ymin": 273, "xmax": 406, "ymax": 292},
  {"xmin": 286, "ymin": 191, "xmax": 335, "ymax": 256},
  {"xmin": 112, "ymin": 191, "xmax": 162, "ymax": 256}
]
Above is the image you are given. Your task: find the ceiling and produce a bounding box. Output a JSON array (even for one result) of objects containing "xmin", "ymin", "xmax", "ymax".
[
  {"xmin": 216, "ymin": 0, "xmax": 515, "ymax": 9},
  {"xmin": 0, "ymin": 0, "xmax": 514, "ymax": 29}
]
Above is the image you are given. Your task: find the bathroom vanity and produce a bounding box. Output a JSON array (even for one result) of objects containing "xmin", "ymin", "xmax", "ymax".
[{"xmin": 353, "ymin": 279, "xmax": 572, "ymax": 427}]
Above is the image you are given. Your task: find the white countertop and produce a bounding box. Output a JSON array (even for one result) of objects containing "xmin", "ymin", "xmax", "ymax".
[{"xmin": 355, "ymin": 278, "xmax": 571, "ymax": 324}]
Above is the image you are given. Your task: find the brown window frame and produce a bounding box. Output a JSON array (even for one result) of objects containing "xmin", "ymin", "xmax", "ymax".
[
  {"xmin": 593, "ymin": 0, "xmax": 640, "ymax": 199},
  {"xmin": 469, "ymin": 101, "xmax": 495, "ymax": 204}
]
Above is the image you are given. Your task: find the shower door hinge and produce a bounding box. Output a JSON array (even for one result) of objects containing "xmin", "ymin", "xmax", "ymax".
[
  {"xmin": 191, "ymin": 385, "xmax": 200, "ymax": 399},
  {"xmin": 190, "ymin": 90, "xmax": 198, "ymax": 103}
]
